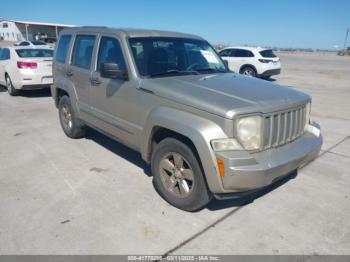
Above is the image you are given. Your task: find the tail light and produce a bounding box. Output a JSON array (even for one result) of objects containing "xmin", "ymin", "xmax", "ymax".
[
  {"xmin": 258, "ymin": 59, "xmax": 273, "ymax": 63},
  {"xmin": 17, "ymin": 61, "xmax": 37, "ymax": 69}
]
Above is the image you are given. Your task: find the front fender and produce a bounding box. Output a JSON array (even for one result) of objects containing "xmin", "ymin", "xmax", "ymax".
[{"xmin": 141, "ymin": 107, "xmax": 228, "ymax": 193}]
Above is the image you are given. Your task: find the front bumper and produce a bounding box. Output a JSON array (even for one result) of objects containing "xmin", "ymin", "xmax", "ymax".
[{"xmin": 215, "ymin": 123, "xmax": 322, "ymax": 193}]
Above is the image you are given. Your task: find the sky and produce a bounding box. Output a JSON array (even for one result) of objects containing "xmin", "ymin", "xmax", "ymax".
[{"xmin": 1, "ymin": 0, "xmax": 350, "ymax": 49}]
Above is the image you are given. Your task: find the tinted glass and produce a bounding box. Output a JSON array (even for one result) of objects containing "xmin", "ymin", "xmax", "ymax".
[
  {"xmin": 232, "ymin": 49, "xmax": 254, "ymax": 57},
  {"xmin": 31, "ymin": 40, "xmax": 47, "ymax": 46},
  {"xmin": 55, "ymin": 35, "xmax": 71, "ymax": 63},
  {"xmin": 129, "ymin": 37, "xmax": 227, "ymax": 77},
  {"xmin": 219, "ymin": 49, "xmax": 231, "ymax": 56},
  {"xmin": 0, "ymin": 48, "xmax": 10, "ymax": 60},
  {"xmin": 259, "ymin": 50, "xmax": 277, "ymax": 58},
  {"xmin": 71, "ymin": 35, "xmax": 96, "ymax": 69},
  {"xmin": 19, "ymin": 42, "xmax": 30, "ymax": 46},
  {"xmin": 16, "ymin": 49, "xmax": 53, "ymax": 58},
  {"xmin": 97, "ymin": 37, "xmax": 126, "ymax": 72}
]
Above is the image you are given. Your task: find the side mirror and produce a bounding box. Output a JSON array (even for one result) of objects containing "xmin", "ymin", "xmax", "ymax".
[{"xmin": 101, "ymin": 63, "xmax": 128, "ymax": 80}]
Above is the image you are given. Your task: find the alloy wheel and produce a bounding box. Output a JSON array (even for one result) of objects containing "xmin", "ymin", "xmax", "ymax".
[{"xmin": 158, "ymin": 152, "xmax": 194, "ymax": 198}]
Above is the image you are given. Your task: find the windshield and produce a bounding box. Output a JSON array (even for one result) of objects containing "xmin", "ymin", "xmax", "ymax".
[
  {"xmin": 16, "ymin": 49, "xmax": 53, "ymax": 58},
  {"xmin": 259, "ymin": 49, "xmax": 277, "ymax": 58},
  {"xmin": 129, "ymin": 37, "xmax": 227, "ymax": 77}
]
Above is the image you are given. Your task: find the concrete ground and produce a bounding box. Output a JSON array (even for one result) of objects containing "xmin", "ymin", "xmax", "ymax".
[{"xmin": 0, "ymin": 52, "xmax": 349, "ymax": 255}]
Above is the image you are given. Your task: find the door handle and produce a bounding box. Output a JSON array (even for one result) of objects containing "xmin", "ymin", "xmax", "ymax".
[
  {"xmin": 90, "ymin": 77, "xmax": 101, "ymax": 86},
  {"xmin": 66, "ymin": 70, "xmax": 73, "ymax": 77}
]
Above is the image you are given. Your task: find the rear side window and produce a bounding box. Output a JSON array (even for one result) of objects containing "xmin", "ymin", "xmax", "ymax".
[
  {"xmin": 219, "ymin": 49, "xmax": 231, "ymax": 56},
  {"xmin": 232, "ymin": 49, "xmax": 254, "ymax": 57},
  {"xmin": 55, "ymin": 35, "xmax": 71, "ymax": 63},
  {"xmin": 259, "ymin": 50, "xmax": 277, "ymax": 58},
  {"xmin": 16, "ymin": 49, "xmax": 53, "ymax": 58},
  {"xmin": 0, "ymin": 48, "xmax": 10, "ymax": 60},
  {"xmin": 96, "ymin": 36, "xmax": 126, "ymax": 72},
  {"xmin": 71, "ymin": 35, "xmax": 96, "ymax": 69}
]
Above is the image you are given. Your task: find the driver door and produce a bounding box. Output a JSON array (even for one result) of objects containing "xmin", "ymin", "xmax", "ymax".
[{"xmin": 88, "ymin": 35, "xmax": 140, "ymax": 147}]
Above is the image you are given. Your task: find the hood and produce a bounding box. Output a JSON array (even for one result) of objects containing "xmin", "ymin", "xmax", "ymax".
[{"xmin": 141, "ymin": 73, "xmax": 310, "ymax": 119}]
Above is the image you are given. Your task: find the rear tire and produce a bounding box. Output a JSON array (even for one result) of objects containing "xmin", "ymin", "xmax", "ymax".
[
  {"xmin": 58, "ymin": 95, "xmax": 85, "ymax": 138},
  {"xmin": 240, "ymin": 66, "xmax": 257, "ymax": 77},
  {"xmin": 6, "ymin": 75, "xmax": 19, "ymax": 96},
  {"xmin": 151, "ymin": 138, "xmax": 212, "ymax": 211}
]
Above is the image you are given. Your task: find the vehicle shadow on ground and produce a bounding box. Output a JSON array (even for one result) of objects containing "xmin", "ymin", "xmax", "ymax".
[
  {"xmin": 206, "ymin": 171, "xmax": 297, "ymax": 211},
  {"xmin": 84, "ymin": 127, "xmax": 297, "ymax": 211},
  {"xmin": 19, "ymin": 88, "xmax": 52, "ymax": 98},
  {"xmin": 85, "ymin": 128, "xmax": 152, "ymax": 177},
  {"xmin": 264, "ymin": 77, "xmax": 277, "ymax": 82}
]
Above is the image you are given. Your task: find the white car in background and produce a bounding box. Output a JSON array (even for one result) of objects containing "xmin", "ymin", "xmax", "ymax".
[
  {"xmin": 219, "ymin": 46, "xmax": 281, "ymax": 79},
  {"xmin": 0, "ymin": 46, "xmax": 54, "ymax": 96},
  {"xmin": 14, "ymin": 40, "xmax": 48, "ymax": 47}
]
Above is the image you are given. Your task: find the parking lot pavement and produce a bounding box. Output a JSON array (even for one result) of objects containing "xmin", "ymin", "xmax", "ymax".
[{"xmin": 0, "ymin": 52, "xmax": 349, "ymax": 255}]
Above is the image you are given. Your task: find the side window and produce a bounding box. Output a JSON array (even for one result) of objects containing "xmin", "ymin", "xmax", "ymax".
[
  {"xmin": 71, "ymin": 35, "xmax": 96, "ymax": 69},
  {"xmin": 219, "ymin": 49, "xmax": 231, "ymax": 57},
  {"xmin": 234, "ymin": 49, "xmax": 254, "ymax": 57},
  {"xmin": 0, "ymin": 48, "xmax": 10, "ymax": 60},
  {"xmin": 20, "ymin": 42, "xmax": 30, "ymax": 46},
  {"xmin": 96, "ymin": 36, "xmax": 126, "ymax": 72},
  {"xmin": 55, "ymin": 35, "xmax": 71, "ymax": 63}
]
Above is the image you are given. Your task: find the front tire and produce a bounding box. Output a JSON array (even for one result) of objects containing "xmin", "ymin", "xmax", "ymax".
[
  {"xmin": 58, "ymin": 95, "xmax": 85, "ymax": 138},
  {"xmin": 151, "ymin": 138, "xmax": 212, "ymax": 211},
  {"xmin": 6, "ymin": 75, "xmax": 19, "ymax": 96}
]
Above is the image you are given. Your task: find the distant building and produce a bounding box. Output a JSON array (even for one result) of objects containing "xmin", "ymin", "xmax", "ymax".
[{"xmin": 0, "ymin": 19, "xmax": 76, "ymax": 41}]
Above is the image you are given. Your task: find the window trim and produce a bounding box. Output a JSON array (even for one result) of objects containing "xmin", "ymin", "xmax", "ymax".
[{"xmin": 70, "ymin": 34, "xmax": 97, "ymax": 70}]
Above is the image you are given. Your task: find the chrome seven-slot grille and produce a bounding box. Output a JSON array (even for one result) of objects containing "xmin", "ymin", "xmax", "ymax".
[{"xmin": 262, "ymin": 104, "xmax": 307, "ymax": 149}]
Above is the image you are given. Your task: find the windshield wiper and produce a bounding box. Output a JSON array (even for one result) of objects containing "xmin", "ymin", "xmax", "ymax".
[
  {"xmin": 148, "ymin": 69, "xmax": 199, "ymax": 78},
  {"xmin": 196, "ymin": 68, "xmax": 227, "ymax": 74}
]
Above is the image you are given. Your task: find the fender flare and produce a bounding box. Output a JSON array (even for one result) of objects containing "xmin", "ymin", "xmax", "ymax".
[
  {"xmin": 141, "ymin": 106, "xmax": 228, "ymax": 193},
  {"xmin": 52, "ymin": 76, "xmax": 81, "ymax": 118}
]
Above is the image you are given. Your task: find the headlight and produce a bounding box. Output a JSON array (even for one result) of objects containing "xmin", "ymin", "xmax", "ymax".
[
  {"xmin": 305, "ymin": 101, "xmax": 311, "ymax": 129},
  {"xmin": 236, "ymin": 115, "xmax": 263, "ymax": 150},
  {"xmin": 211, "ymin": 139, "xmax": 243, "ymax": 152}
]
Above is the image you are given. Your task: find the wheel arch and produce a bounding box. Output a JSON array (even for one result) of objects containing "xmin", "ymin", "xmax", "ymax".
[
  {"xmin": 52, "ymin": 77, "xmax": 81, "ymax": 118},
  {"xmin": 239, "ymin": 64, "xmax": 257, "ymax": 74},
  {"xmin": 141, "ymin": 107, "xmax": 228, "ymax": 193}
]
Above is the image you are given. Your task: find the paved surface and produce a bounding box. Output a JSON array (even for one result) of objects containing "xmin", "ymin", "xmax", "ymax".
[{"xmin": 0, "ymin": 53, "xmax": 349, "ymax": 255}]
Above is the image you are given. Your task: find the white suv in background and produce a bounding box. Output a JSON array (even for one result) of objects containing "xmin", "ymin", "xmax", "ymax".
[{"xmin": 219, "ymin": 47, "xmax": 281, "ymax": 79}]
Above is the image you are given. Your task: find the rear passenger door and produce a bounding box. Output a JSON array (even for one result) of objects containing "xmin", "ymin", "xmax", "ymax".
[
  {"xmin": 68, "ymin": 34, "xmax": 96, "ymax": 106},
  {"xmin": 233, "ymin": 49, "xmax": 255, "ymax": 72}
]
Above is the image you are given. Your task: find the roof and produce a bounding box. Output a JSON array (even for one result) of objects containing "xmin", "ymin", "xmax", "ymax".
[
  {"xmin": 0, "ymin": 19, "xmax": 76, "ymax": 28},
  {"xmin": 7, "ymin": 45, "xmax": 53, "ymax": 50},
  {"xmin": 221, "ymin": 46, "xmax": 271, "ymax": 51},
  {"xmin": 60, "ymin": 27, "xmax": 204, "ymax": 40}
]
